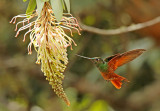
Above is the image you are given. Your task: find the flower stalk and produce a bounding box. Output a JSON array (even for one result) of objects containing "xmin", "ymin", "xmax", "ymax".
[{"xmin": 10, "ymin": 2, "xmax": 81, "ymax": 106}]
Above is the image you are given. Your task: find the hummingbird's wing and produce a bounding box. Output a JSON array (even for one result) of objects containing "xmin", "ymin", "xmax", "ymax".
[
  {"xmin": 104, "ymin": 53, "xmax": 120, "ymax": 62},
  {"xmin": 108, "ymin": 49, "xmax": 146, "ymax": 71}
]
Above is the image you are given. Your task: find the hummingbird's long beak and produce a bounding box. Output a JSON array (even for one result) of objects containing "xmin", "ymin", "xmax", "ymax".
[{"xmin": 75, "ymin": 54, "xmax": 93, "ymax": 60}]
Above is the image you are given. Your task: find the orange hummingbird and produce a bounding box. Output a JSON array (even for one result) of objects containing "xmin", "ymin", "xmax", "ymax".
[{"xmin": 76, "ymin": 49, "xmax": 146, "ymax": 89}]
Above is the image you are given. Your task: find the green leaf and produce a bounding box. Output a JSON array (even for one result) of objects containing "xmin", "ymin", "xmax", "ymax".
[
  {"xmin": 63, "ymin": 0, "xmax": 70, "ymax": 13},
  {"xmin": 36, "ymin": 0, "xmax": 45, "ymax": 17},
  {"xmin": 26, "ymin": 0, "xmax": 36, "ymax": 16},
  {"xmin": 42, "ymin": 0, "xmax": 49, "ymax": 2},
  {"xmin": 23, "ymin": 0, "xmax": 28, "ymax": 2},
  {"xmin": 50, "ymin": 0, "xmax": 63, "ymax": 22},
  {"xmin": 61, "ymin": 0, "xmax": 66, "ymax": 10},
  {"xmin": 89, "ymin": 100, "xmax": 108, "ymax": 111}
]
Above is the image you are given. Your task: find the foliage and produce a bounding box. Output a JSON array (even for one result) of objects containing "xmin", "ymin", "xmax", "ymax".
[{"xmin": 25, "ymin": 0, "xmax": 70, "ymax": 21}]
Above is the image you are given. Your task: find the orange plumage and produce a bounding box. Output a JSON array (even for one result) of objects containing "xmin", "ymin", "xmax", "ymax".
[{"xmin": 105, "ymin": 49, "xmax": 146, "ymax": 89}]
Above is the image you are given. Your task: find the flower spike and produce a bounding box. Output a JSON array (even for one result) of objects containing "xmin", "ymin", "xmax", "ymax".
[{"xmin": 10, "ymin": 2, "xmax": 81, "ymax": 106}]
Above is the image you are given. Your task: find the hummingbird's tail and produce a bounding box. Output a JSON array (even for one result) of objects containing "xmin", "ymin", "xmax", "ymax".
[{"xmin": 110, "ymin": 73, "xmax": 129, "ymax": 89}]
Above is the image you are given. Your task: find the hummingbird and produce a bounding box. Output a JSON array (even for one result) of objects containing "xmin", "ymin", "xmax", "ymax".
[{"xmin": 76, "ymin": 49, "xmax": 146, "ymax": 89}]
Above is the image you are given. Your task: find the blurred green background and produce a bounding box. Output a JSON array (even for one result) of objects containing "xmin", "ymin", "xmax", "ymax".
[{"xmin": 1, "ymin": 0, "xmax": 160, "ymax": 111}]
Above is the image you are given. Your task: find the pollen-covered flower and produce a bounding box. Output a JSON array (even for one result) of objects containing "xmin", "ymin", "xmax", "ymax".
[{"xmin": 10, "ymin": 2, "xmax": 81, "ymax": 106}]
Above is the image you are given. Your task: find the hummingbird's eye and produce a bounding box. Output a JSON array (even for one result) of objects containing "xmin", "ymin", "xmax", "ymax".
[{"xmin": 96, "ymin": 58, "xmax": 99, "ymax": 61}]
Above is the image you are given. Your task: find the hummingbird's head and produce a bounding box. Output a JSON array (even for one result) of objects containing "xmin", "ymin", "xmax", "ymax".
[{"xmin": 90, "ymin": 57, "xmax": 104, "ymax": 66}]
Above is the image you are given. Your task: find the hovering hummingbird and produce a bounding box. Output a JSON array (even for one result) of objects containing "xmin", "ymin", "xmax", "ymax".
[{"xmin": 76, "ymin": 49, "xmax": 146, "ymax": 89}]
